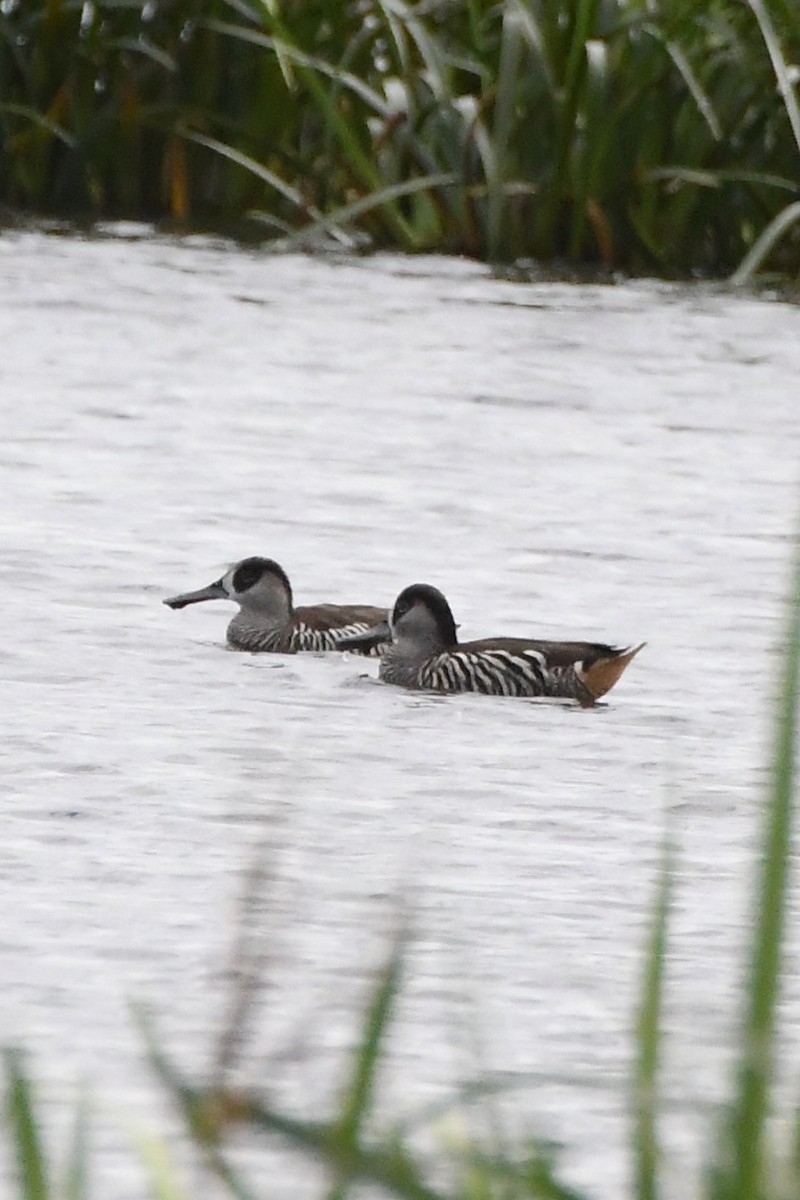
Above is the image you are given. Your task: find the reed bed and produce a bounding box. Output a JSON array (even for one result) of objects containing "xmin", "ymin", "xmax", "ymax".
[
  {"xmin": 4, "ymin": 533, "xmax": 800, "ymax": 1199},
  {"xmin": 0, "ymin": 0, "xmax": 799, "ymax": 277}
]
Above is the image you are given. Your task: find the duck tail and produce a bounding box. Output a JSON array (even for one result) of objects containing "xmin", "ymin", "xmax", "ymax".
[{"xmin": 579, "ymin": 642, "xmax": 646, "ymax": 700}]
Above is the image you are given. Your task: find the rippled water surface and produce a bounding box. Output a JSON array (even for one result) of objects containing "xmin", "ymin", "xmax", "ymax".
[{"xmin": 2, "ymin": 229, "xmax": 799, "ymax": 1198}]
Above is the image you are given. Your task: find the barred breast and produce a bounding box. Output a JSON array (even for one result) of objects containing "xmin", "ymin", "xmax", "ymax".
[
  {"xmin": 423, "ymin": 647, "xmax": 549, "ymax": 695},
  {"xmin": 291, "ymin": 620, "xmax": 385, "ymax": 655},
  {"xmin": 226, "ymin": 620, "xmax": 288, "ymax": 652},
  {"xmin": 384, "ymin": 647, "xmax": 594, "ymax": 703}
]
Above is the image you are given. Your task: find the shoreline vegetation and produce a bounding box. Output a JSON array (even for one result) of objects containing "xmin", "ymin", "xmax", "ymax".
[
  {"xmin": 4, "ymin": 536, "xmax": 800, "ymax": 1198},
  {"xmin": 0, "ymin": 0, "xmax": 799, "ymax": 281}
]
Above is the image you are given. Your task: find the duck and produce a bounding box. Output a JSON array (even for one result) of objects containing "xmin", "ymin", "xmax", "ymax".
[
  {"xmin": 338, "ymin": 583, "xmax": 644, "ymax": 704},
  {"xmin": 163, "ymin": 556, "xmax": 389, "ymax": 654}
]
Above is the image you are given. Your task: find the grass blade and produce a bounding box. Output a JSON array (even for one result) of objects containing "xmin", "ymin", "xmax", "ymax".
[
  {"xmin": 633, "ymin": 833, "xmax": 673, "ymax": 1200},
  {"xmin": 328, "ymin": 931, "xmax": 406, "ymax": 1197},
  {"xmin": 714, "ymin": 525, "xmax": 800, "ymax": 1197},
  {"xmin": 3, "ymin": 1048, "xmax": 50, "ymax": 1200},
  {"xmin": 62, "ymin": 1087, "xmax": 89, "ymax": 1200},
  {"xmin": 200, "ymin": 19, "xmax": 393, "ymax": 119},
  {"xmin": 646, "ymin": 167, "xmax": 800, "ymax": 193},
  {"xmin": 539, "ymin": 0, "xmax": 601, "ymax": 251},
  {"xmin": 245, "ymin": 1099, "xmax": 449, "ymax": 1200},
  {"xmin": 265, "ymin": 172, "xmax": 458, "ymax": 250},
  {"xmin": 661, "ymin": 40, "xmax": 722, "ymax": 142},
  {"xmin": 729, "ymin": 200, "xmax": 800, "ymax": 284},
  {"xmin": 177, "ymin": 129, "xmax": 309, "ymax": 211},
  {"xmin": 136, "ymin": 993, "xmax": 450, "ymax": 1200},
  {"xmin": 134, "ymin": 1133, "xmax": 189, "ymax": 1200},
  {"xmin": 0, "ymin": 102, "xmax": 76, "ymax": 147},
  {"xmin": 568, "ymin": 36, "xmax": 611, "ymax": 258},
  {"xmin": 183, "ymin": 131, "xmax": 356, "ymax": 246},
  {"xmin": 107, "ymin": 36, "xmax": 178, "ymax": 73},
  {"xmin": 134, "ymin": 1007, "xmax": 262, "ymax": 1200},
  {"xmin": 747, "ymin": 0, "xmax": 800, "ymax": 157},
  {"xmin": 487, "ymin": 1, "xmax": 524, "ymax": 260}
]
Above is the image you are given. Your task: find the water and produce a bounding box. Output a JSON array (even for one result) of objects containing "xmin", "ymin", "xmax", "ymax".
[{"xmin": 1, "ymin": 228, "xmax": 798, "ymax": 1198}]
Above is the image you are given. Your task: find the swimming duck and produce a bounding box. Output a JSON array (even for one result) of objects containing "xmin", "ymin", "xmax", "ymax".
[
  {"xmin": 338, "ymin": 583, "xmax": 644, "ymax": 704},
  {"xmin": 163, "ymin": 557, "xmax": 388, "ymax": 654}
]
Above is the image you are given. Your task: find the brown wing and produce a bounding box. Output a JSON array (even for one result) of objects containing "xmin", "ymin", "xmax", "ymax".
[
  {"xmin": 461, "ymin": 636, "xmax": 625, "ymax": 667},
  {"xmin": 461, "ymin": 636, "xmax": 645, "ymax": 699},
  {"xmin": 295, "ymin": 603, "xmax": 387, "ymax": 631}
]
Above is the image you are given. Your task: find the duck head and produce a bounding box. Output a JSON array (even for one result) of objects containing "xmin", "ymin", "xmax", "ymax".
[
  {"xmin": 339, "ymin": 583, "xmax": 458, "ymax": 655},
  {"xmin": 163, "ymin": 557, "xmax": 294, "ymax": 621}
]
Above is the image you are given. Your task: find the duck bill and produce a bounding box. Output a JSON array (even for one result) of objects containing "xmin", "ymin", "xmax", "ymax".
[
  {"xmin": 337, "ymin": 620, "xmax": 392, "ymax": 651},
  {"xmin": 162, "ymin": 579, "xmax": 227, "ymax": 610}
]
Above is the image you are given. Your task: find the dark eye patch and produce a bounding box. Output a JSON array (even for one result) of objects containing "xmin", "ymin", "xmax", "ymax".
[{"xmin": 232, "ymin": 557, "xmax": 267, "ymax": 592}]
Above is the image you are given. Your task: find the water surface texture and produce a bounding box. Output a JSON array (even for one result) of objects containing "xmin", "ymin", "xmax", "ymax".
[{"xmin": 2, "ymin": 231, "xmax": 799, "ymax": 1198}]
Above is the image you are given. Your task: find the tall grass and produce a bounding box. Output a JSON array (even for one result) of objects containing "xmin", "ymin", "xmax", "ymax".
[
  {"xmin": 1, "ymin": 0, "xmax": 799, "ymax": 276},
  {"xmin": 709, "ymin": 535, "xmax": 800, "ymax": 1199}
]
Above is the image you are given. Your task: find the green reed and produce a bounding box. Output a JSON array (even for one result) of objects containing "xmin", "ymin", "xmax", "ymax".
[
  {"xmin": 3, "ymin": 1049, "xmax": 88, "ymax": 1200},
  {"xmin": 1, "ymin": 0, "xmax": 799, "ymax": 276},
  {"xmin": 708, "ymin": 536, "xmax": 800, "ymax": 1199}
]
